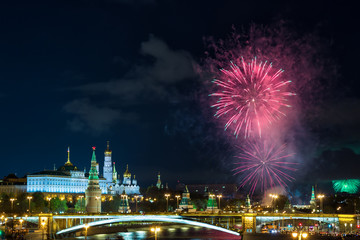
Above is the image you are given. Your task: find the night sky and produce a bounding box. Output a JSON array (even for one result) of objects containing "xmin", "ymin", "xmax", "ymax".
[{"xmin": 0, "ymin": 0, "xmax": 359, "ymax": 192}]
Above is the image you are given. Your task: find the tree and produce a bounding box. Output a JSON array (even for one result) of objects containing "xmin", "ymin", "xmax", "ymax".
[
  {"xmin": 74, "ymin": 198, "xmax": 86, "ymax": 213},
  {"xmin": 32, "ymin": 192, "xmax": 46, "ymax": 213},
  {"xmin": 50, "ymin": 198, "xmax": 68, "ymax": 213},
  {"xmin": 0, "ymin": 193, "xmax": 11, "ymax": 213}
]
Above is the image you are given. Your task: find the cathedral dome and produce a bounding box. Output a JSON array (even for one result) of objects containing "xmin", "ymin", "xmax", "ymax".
[
  {"xmin": 58, "ymin": 162, "xmax": 78, "ymax": 172},
  {"xmin": 123, "ymin": 164, "xmax": 131, "ymax": 178},
  {"xmin": 58, "ymin": 146, "xmax": 78, "ymax": 172}
]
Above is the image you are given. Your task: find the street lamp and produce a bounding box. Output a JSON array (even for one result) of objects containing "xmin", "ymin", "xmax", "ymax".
[
  {"xmin": 209, "ymin": 194, "xmax": 215, "ymax": 214},
  {"xmin": 78, "ymin": 195, "xmax": 84, "ymax": 213},
  {"xmin": 151, "ymin": 226, "xmax": 161, "ymax": 240},
  {"xmin": 41, "ymin": 221, "xmax": 46, "ymax": 240},
  {"xmin": 269, "ymin": 194, "xmax": 278, "ymax": 213},
  {"xmin": 27, "ymin": 196, "xmax": 33, "ymax": 213},
  {"xmin": 46, "ymin": 197, "xmax": 52, "ymax": 213},
  {"xmin": 164, "ymin": 194, "xmax": 170, "ymax": 212},
  {"xmin": 317, "ymin": 194, "xmax": 325, "ymax": 213},
  {"xmin": 216, "ymin": 195, "xmax": 223, "ymax": 211},
  {"xmin": 84, "ymin": 223, "xmax": 89, "ymax": 240},
  {"xmin": 175, "ymin": 195, "xmax": 181, "ymax": 209},
  {"xmin": 134, "ymin": 195, "xmax": 139, "ymax": 213},
  {"xmin": 10, "ymin": 198, "xmax": 16, "ymax": 212},
  {"xmin": 19, "ymin": 218, "xmax": 23, "ymax": 230}
]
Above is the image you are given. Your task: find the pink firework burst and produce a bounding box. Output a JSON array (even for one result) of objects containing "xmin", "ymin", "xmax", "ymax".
[
  {"xmin": 209, "ymin": 57, "xmax": 295, "ymax": 138},
  {"xmin": 233, "ymin": 141, "xmax": 297, "ymax": 195}
]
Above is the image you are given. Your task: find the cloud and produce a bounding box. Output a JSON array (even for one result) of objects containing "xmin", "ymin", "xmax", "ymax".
[
  {"xmin": 78, "ymin": 35, "xmax": 196, "ymax": 102},
  {"xmin": 65, "ymin": 35, "xmax": 196, "ymax": 132},
  {"xmin": 63, "ymin": 99, "xmax": 136, "ymax": 133}
]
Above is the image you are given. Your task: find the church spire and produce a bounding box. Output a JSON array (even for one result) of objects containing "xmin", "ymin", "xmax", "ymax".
[
  {"xmin": 66, "ymin": 146, "xmax": 71, "ymax": 164},
  {"xmin": 156, "ymin": 172, "xmax": 162, "ymax": 189},
  {"xmin": 112, "ymin": 161, "xmax": 117, "ymax": 183},
  {"xmin": 104, "ymin": 140, "xmax": 112, "ymax": 155},
  {"xmin": 89, "ymin": 146, "xmax": 99, "ymax": 180}
]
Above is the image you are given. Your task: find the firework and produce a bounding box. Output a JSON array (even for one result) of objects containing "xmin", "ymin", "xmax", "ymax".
[
  {"xmin": 233, "ymin": 141, "xmax": 297, "ymax": 195},
  {"xmin": 332, "ymin": 179, "xmax": 360, "ymax": 194},
  {"xmin": 209, "ymin": 57, "xmax": 295, "ymax": 138}
]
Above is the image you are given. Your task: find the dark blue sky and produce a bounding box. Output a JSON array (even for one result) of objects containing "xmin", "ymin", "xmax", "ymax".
[{"xmin": 0, "ymin": 0, "xmax": 359, "ymax": 189}]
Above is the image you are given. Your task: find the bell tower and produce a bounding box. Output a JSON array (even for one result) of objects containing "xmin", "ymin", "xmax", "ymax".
[{"xmin": 103, "ymin": 141, "xmax": 113, "ymax": 184}]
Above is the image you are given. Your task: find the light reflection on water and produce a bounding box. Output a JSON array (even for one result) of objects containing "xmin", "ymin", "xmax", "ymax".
[{"xmin": 76, "ymin": 225, "xmax": 241, "ymax": 240}]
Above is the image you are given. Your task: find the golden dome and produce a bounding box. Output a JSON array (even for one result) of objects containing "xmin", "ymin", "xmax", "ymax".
[{"xmin": 123, "ymin": 164, "xmax": 131, "ymax": 178}]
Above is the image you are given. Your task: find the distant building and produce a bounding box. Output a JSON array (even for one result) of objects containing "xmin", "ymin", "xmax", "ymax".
[
  {"xmin": 176, "ymin": 183, "xmax": 238, "ymax": 199},
  {"xmin": 108, "ymin": 164, "xmax": 140, "ymax": 195},
  {"xmin": 27, "ymin": 147, "xmax": 107, "ymax": 194},
  {"xmin": 0, "ymin": 174, "xmax": 27, "ymax": 196},
  {"xmin": 178, "ymin": 186, "xmax": 196, "ymax": 212}
]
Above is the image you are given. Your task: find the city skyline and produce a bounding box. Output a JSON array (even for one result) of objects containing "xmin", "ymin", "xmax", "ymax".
[{"xmin": 0, "ymin": 0, "xmax": 359, "ymax": 195}]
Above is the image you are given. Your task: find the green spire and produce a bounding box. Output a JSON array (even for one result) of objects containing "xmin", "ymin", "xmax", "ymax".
[{"xmin": 89, "ymin": 146, "xmax": 99, "ymax": 180}]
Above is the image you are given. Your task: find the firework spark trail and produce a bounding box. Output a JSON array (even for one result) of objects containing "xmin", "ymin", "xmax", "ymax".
[
  {"xmin": 332, "ymin": 179, "xmax": 360, "ymax": 194},
  {"xmin": 233, "ymin": 141, "xmax": 297, "ymax": 195},
  {"xmin": 209, "ymin": 57, "xmax": 295, "ymax": 138}
]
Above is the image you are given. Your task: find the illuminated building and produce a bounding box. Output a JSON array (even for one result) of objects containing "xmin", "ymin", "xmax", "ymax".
[
  {"xmin": 119, "ymin": 190, "xmax": 131, "ymax": 213},
  {"xmin": 85, "ymin": 147, "xmax": 102, "ymax": 213},
  {"xmin": 0, "ymin": 174, "xmax": 27, "ymax": 196},
  {"xmin": 176, "ymin": 183, "xmax": 238, "ymax": 199},
  {"xmin": 178, "ymin": 185, "xmax": 196, "ymax": 212},
  {"xmin": 206, "ymin": 192, "xmax": 218, "ymax": 213},
  {"xmin": 27, "ymin": 147, "xmax": 107, "ymax": 194},
  {"xmin": 108, "ymin": 164, "xmax": 140, "ymax": 195},
  {"xmin": 103, "ymin": 141, "xmax": 113, "ymax": 184}
]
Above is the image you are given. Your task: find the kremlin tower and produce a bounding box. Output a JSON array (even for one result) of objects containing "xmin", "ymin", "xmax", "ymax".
[
  {"xmin": 156, "ymin": 172, "xmax": 162, "ymax": 189},
  {"xmin": 103, "ymin": 141, "xmax": 113, "ymax": 184},
  {"xmin": 85, "ymin": 147, "xmax": 102, "ymax": 213}
]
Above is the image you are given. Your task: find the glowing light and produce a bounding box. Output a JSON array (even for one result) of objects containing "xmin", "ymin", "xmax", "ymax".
[
  {"xmin": 92, "ymin": 146, "xmax": 96, "ymax": 150},
  {"xmin": 291, "ymin": 232, "xmax": 298, "ymax": 238},
  {"xmin": 302, "ymin": 232, "xmax": 308, "ymax": 238},
  {"xmin": 233, "ymin": 141, "xmax": 296, "ymax": 194},
  {"xmin": 56, "ymin": 215, "xmax": 240, "ymax": 236},
  {"xmin": 210, "ymin": 57, "xmax": 294, "ymax": 138},
  {"xmin": 332, "ymin": 179, "xmax": 360, "ymax": 194}
]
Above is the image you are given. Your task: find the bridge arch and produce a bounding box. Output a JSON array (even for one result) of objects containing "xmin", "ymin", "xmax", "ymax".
[{"xmin": 56, "ymin": 215, "xmax": 240, "ymax": 236}]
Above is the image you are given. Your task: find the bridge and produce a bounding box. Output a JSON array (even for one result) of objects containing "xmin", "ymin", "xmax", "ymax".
[{"xmin": 7, "ymin": 212, "xmax": 359, "ymax": 238}]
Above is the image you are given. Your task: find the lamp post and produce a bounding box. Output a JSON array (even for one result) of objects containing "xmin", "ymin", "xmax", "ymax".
[
  {"xmin": 216, "ymin": 195, "xmax": 223, "ymax": 211},
  {"xmin": 27, "ymin": 196, "xmax": 33, "ymax": 213},
  {"xmin": 84, "ymin": 223, "xmax": 89, "ymax": 240},
  {"xmin": 10, "ymin": 198, "xmax": 16, "ymax": 212},
  {"xmin": 164, "ymin": 194, "xmax": 170, "ymax": 212},
  {"xmin": 151, "ymin": 226, "xmax": 161, "ymax": 240},
  {"xmin": 19, "ymin": 218, "xmax": 23, "ymax": 231},
  {"xmin": 134, "ymin": 195, "xmax": 139, "ymax": 213},
  {"xmin": 209, "ymin": 194, "xmax": 215, "ymax": 214},
  {"xmin": 345, "ymin": 223, "xmax": 347, "ymax": 234},
  {"xmin": 78, "ymin": 195, "xmax": 84, "ymax": 213},
  {"xmin": 46, "ymin": 197, "xmax": 52, "ymax": 213},
  {"xmin": 175, "ymin": 195, "xmax": 181, "ymax": 209},
  {"xmin": 317, "ymin": 194, "xmax": 325, "ymax": 213},
  {"xmin": 41, "ymin": 221, "xmax": 46, "ymax": 240}
]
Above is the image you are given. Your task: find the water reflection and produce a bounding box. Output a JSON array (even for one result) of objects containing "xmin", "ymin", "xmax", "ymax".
[{"xmin": 75, "ymin": 224, "xmax": 240, "ymax": 240}]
